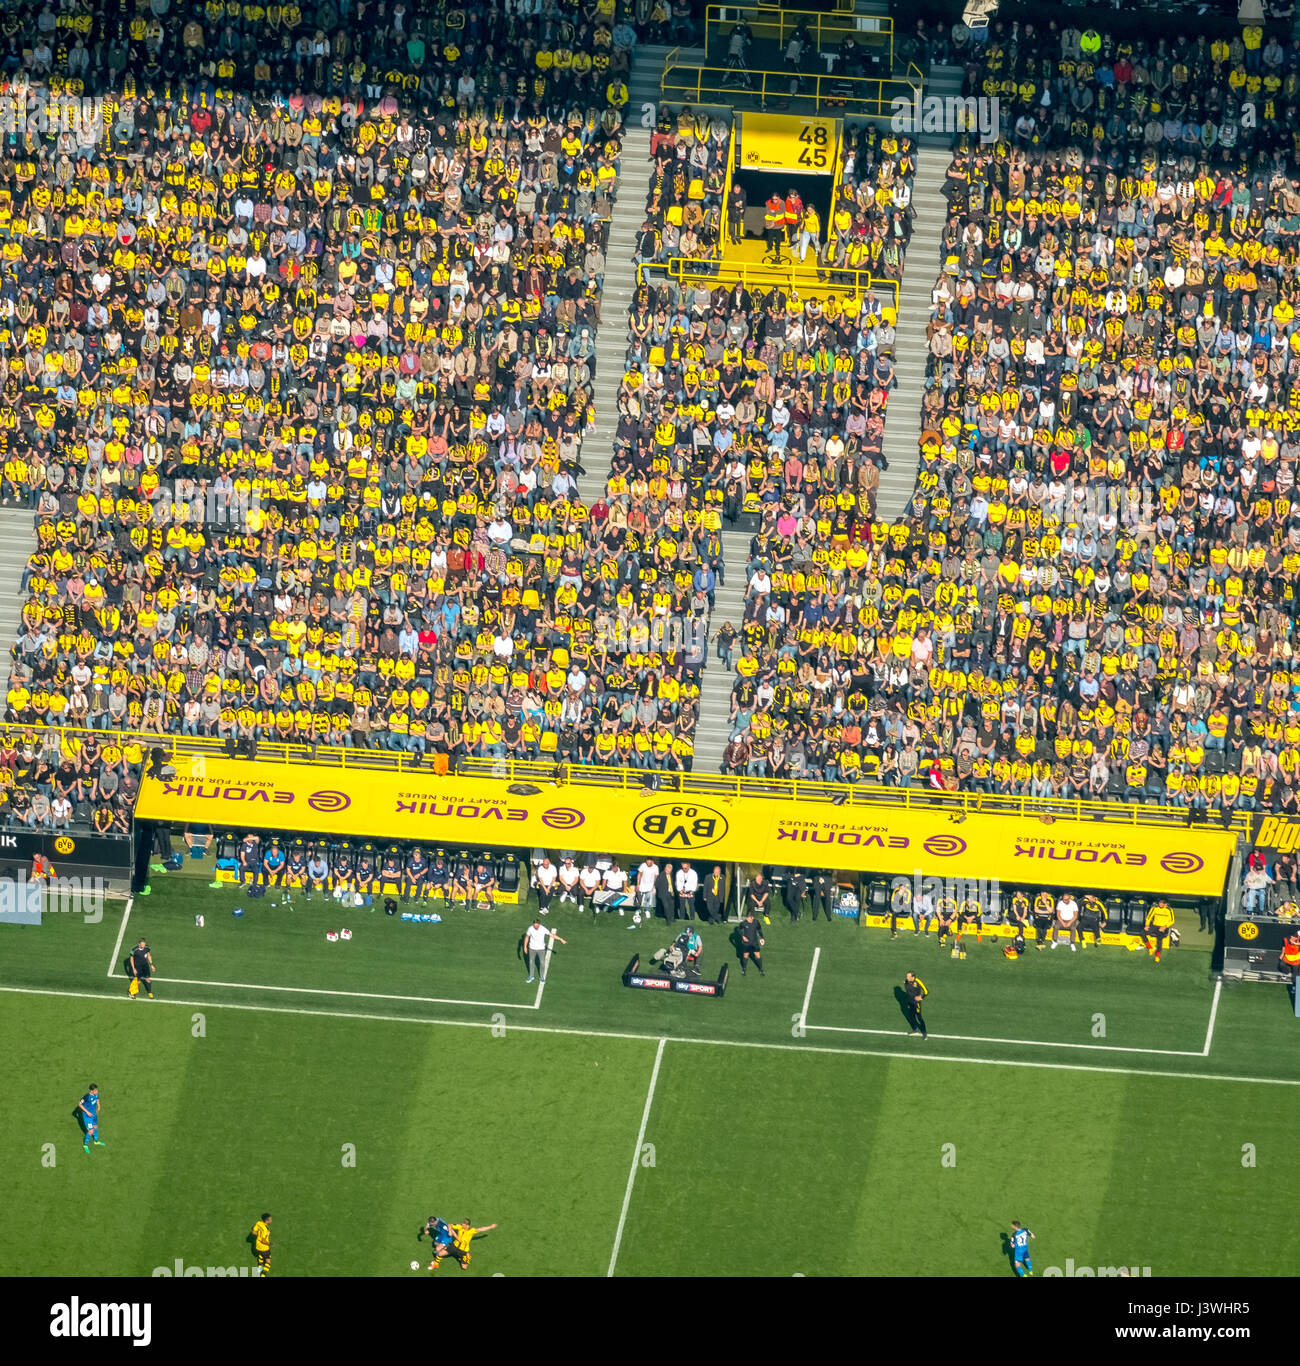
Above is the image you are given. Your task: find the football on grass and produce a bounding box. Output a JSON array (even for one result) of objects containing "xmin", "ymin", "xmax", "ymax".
[{"xmin": 410, "ymin": 1261, "xmax": 420, "ymax": 1271}]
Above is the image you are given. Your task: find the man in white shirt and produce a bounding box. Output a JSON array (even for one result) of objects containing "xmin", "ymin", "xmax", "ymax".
[
  {"xmin": 557, "ymin": 856, "xmax": 581, "ymax": 906},
  {"xmin": 1054, "ymin": 892, "xmax": 1080, "ymax": 951},
  {"xmin": 675, "ymin": 861, "xmax": 700, "ymax": 921},
  {"xmin": 578, "ymin": 861, "xmax": 602, "ymax": 913},
  {"xmin": 532, "ymin": 855, "xmax": 558, "ymax": 914},
  {"xmin": 523, "ymin": 918, "xmax": 566, "ymax": 985},
  {"xmin": 636, "ymin": 858, "xmax": 659, "ymax": 912},
  {"xmin": 603, "ymin": 861, "xmax": 630, "ymax": 916}
]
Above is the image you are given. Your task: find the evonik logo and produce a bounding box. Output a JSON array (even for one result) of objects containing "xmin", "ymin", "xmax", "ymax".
[{"xmin": 50, "ymin": 1298, "xmax": 152, "ymax": 1347}]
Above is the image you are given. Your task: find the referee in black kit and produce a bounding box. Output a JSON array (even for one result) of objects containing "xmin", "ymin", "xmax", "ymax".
[
  {"xmin": 903, "ymin": 972, "xmax": 928, "ymax": 1037},
  {"xmin": 739, "ymin": 911, "xmax": 766, "ymax": 976},
  {"xmin": 784, "ymin": 868, "xmax": 807, "ymax": 923}
]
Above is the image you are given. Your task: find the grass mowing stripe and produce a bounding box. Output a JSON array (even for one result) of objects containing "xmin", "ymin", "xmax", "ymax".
[
  {"xmin": 804, "ymin": 1023, "xmax": 1203, "ymax": 1056},
  {"xmin": 106, "ymin": 895, "xmax": 133, "ymax": 978},
  {"xmin": 607, "ymin": 1036, "xmax": 666, "ymax": 1278},
  {"xmin": 106, "ymin": 973, "xmax": 535, "ymax": 1011},
  {"xmin": 3, "ymin": 984, "xmax": 1298, "ymax": 1088}
]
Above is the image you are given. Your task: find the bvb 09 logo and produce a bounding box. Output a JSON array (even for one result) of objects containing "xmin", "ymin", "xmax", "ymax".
[
  {"xmin": 634, "ymin": 803, "xmax": 729, "ymax": 852},
  {"xmin": 1237, "ymin": 921, "xmax": 1259, "ymax": 941},
  {"xmin": 54, "ymin": 836, "xmax": 75, "ymax": 855}
]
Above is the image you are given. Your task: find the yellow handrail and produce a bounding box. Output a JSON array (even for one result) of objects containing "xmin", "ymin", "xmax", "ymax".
[
  {"xmin": 0, "ymin": 720, "xmax": 1254, "ymax": 838},
  {"xmin": 660, "ymin": 58, "xmax": 920, "ymax": 121},
  {"xmin": 705, "ymin": 4, "xmax": 894, "ymax": 67},
  {"xmin": 646, "ymin": 256, "xmax": 900, "ymax": 315}
]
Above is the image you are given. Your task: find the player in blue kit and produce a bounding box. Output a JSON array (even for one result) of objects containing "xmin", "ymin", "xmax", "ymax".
[
  {"xmin": 421, "ymin": 1215, "xmax": 454, "ymax": 1271},
  {"xmin": 1009, "ymin": 1220, "xmax": 1034, "ymax": 1276},
  {"xmin": 76, "ymin": 1084, "xmax": 104, "ymax": 1154}
]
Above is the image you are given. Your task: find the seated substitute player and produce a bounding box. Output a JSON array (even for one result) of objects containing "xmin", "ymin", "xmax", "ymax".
[
  {"xmin": 380, "ymin": 846, "xmax": 405, "ymax": 894},
  {"xmin": 1080, "ymin": 894, "xmax": 1106, "ymax": 947},
  {"xmin": 286, "ymin": 840, "xmax": 308, "ymax": 889},
  {"xmin": 305, "ymin": 847, "xmax": 331, "ymax": 901},
  {"xmin": 472, "ymin": 860, "xmax": 497, "ymax": 909},
  {"xmin": 331, "ymin": 844, "xmax": 357, "ymax": 900},
  {"xmin": 577, "ymin": 860, "xmax": 602, "ymax": 913},
  {"xmin": 1144, "ymin": 898, "xmax": 1175, "ymax": 962},
  {"xmin": 889, "ymin": 879, "xmax": 914, "ymax": 939},
  {"xmin": 237, "ymin": 832, "xmax": 261, "ymax": 887},
  {"xmin": 251, "ymin": 1213, "xmax": 272, "ymax": 1278},
  {"xmin": 451, "ymin": 860, "xmax": 474, "ymax": 909},
  {"xmin": 957, "ymin": 889, "xmax": 983, "ymax": 944},
  {"xmin": 932, "ymin": 892, "xmax": 958, "ymax": 945},
  {"xmin": 1009, "ymin": 1221, "xmax": 1034, "ymax": 1277},
  {"xmin": 1032, "ymin": 890, "xmax": 1056, "ymax": 950},
  {"xmin": 1008, "ymin": 890, "xmax": 1031, "ymax": 938},
  {"xmin": 260, "ymin": 837, "xmax": 287, "ymax": 889},
  {"xmin": 356, "ymin": 844, "xmax": 380, "ymax": 897},
  {"xmin": 403, "ymin": 845, "xmax": 431, "ymax": 904},
  {"xmin": 427, "ymin": 850, "xmax": 452, "ymax": 908},
  {"xmin": 76, "ymin": 1083, "xmax": 104, "ymax": 1154}
]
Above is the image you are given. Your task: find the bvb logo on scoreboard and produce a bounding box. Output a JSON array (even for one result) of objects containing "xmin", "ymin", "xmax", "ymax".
[{"xmin": 634, "ymin": 803, "xmax": 729, "ymax": 852}]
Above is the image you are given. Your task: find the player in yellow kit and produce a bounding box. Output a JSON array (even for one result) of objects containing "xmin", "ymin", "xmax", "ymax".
[
  {"xmin": 445, "ymin": 1219, "xmax": 498, "ymax": 1270},
  {"xmin": 250, "ymin": 1213, "xmax": 272, "ymax": 1277}
]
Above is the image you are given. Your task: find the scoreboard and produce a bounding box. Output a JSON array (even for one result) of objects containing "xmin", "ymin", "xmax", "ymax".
[{"xmin": 739, "ymin": 113, "xmax": 837, "ymax": 173}]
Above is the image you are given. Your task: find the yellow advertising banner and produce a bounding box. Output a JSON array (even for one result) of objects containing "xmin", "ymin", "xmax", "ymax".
[
  {"xmin": 740, "ymin": 113, "xmax": 836, "ymax": 173},
  {"xmin": 137, "ymin": 759, "xmax": 1236, "ymax": 898}
]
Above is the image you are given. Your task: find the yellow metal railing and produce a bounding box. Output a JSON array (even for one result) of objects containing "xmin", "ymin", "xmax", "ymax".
[
  {"xmin": 0, "ymin": 720, "xmax": 1255, "ymax": 838},
  {"xmin": 660, "ymin": 57, "xmax": 921, "ymax": 121},
  {"xmin": 705, "ymin": 4, "xmax": 894, "ymax": 66},
  {"xmin": 641, "ymin": 257, "xmax": 900, "ymax": 315}
]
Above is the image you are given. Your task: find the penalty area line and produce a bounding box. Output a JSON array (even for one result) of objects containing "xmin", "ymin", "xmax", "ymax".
[
  {"xmin": 607, "ymin": 1036, "xmax": 666, "ymax": 1278},
  {"xmin": 1, "ymin": 986, "xmax": 1297, "ymax": 1088},
  {"xmin": 804, "ymin": 1023, "xmax": 1203, "ymax": 1057},
  {"xmin": 101, "ymin": 972, "xmax": 536, "ymax": 1012},
  {"xmin": 106, "ymin": 894, "xmax": 134, "ymax": 979}
]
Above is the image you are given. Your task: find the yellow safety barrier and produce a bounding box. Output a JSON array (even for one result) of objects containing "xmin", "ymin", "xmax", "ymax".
[
  {"xmin": 137, "ymin": 756, "xmax": 1238, "ymax": 897},
  {"xmin": 1, "ymin": 722, "xmax": 1255, "ymax": 847},
  {"xmin": 660, "ymin": 55, "xmax": 922, "ymax": 121},
  {"xmin": 705, "ymin": 4, "xmax": 894, "ymax": 66},
  {"xmin": 639, "ymin": 257, "xmax": 900, "ymax": 315}
]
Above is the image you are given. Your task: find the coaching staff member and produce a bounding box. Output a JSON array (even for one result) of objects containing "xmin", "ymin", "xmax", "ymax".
[
  {"xmin": 702, "ymin": 865, "xmax": 726, "ymax": 924},
  {"xmin": 784, "ymin": 867, "xmax": 807, "ymax": 924},
  {"xmin": 745, "ymin": 870, "xmax": 772, "ymax": 924},
  {"xmin": 903, "ymin": 971, "xmax": 928, "ymax": 1038},
  {"xmin": 739, "ymin": 910, "xmax": 766, "ymax": 977},
  {"xmin": 812, "ymin": 869, "xmax": 836, "ymax": 922}
]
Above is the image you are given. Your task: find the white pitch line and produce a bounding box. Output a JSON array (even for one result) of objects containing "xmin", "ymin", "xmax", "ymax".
[
  {"xmin": 804, "ymin": 1023, "xmax": 1202, "ymax": 1057},
  {"xmin": 608, "ymin": 1036, "xmax": 666, "ymax": 1278},
  {"xmin": 2, "ymin": 985, "xmax": 1299, "ymax": 1089},
  {"xmin": 104, "ymin": 973, "xmax": 535, "ymax": 1012},
  {"xmin": 106, "ymin": 895, "xmax": 133, "ymax": 979},
  {"xmin": 533, "ymin": 926, "xmax": 563, "ymax": 1008},
  {"xmin": 798, "ymin": 946, "xmax": 820, "ymax": 1033},
  {"xmin": 1203, "ymin": 978, "xmax": 1223, "ymax": 1057}
]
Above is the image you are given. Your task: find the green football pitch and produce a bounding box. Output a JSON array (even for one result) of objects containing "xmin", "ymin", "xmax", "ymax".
[{"xmin": 1, "ymin": 868, "xmax": 1296, "ymax": 1278}]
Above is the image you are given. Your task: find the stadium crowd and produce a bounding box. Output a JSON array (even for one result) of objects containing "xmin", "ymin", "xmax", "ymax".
[
  {"xmin": 0, "ymin": 0, "xmax": 727, "ymax": 820},
  {"xmin": 717, "ymin": 14, "xmax": 1300, "ymax": 822}
]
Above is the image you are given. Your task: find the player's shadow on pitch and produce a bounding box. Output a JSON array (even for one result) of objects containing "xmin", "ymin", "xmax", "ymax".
[
  {"xmin": 998, "ymin": 1231, "xmax": 1017, "ymax": 1275},
  {"xmin": 892, "ymin": 986, "xmax": 913, "ymax": 1026}
]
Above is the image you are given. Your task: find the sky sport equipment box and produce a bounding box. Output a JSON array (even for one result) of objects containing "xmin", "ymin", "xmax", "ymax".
[
  {"xmin": 135, "ymin": 758, "xmax": 1239, "ymax": 903},
  {"xmin": 622, "ymin": 954, "xmax": 729, "ymax": 997}
]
